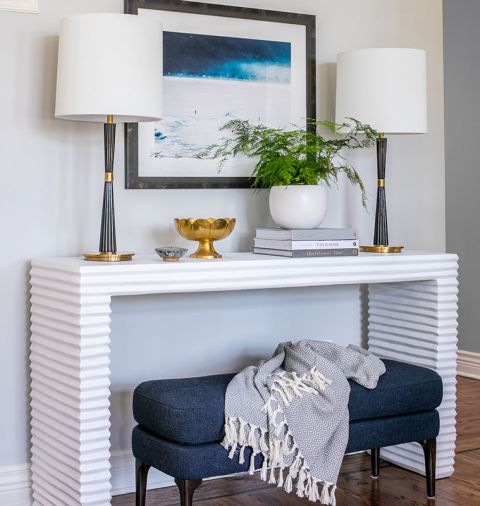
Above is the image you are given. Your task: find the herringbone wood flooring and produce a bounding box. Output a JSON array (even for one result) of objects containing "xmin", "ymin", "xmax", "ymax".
[{"xmin": 113, "ymin": 376, "xmax": 480, "ymax": 506}]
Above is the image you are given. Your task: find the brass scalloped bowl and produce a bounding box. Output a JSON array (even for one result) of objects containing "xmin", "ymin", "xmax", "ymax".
[{"xmin": 174, "ymin": 218, "xmax": 236, "ymax": 259}]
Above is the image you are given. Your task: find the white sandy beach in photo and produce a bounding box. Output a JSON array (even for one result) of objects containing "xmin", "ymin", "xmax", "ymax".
[{"xmin": 138, "ymin": 76, "xmax": 294, "ymax": 178}]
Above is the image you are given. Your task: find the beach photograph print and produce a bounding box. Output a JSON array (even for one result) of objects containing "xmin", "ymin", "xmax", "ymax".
[{"xmin": 137, "ymin": 30, "xmax": 295, "ymax": 179}]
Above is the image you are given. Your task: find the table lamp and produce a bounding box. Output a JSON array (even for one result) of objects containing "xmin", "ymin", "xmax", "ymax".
[
  {"xmin": 55, "ymin": 13, "xmax": 163, "ymax": 261},
  {"xmin": 335, "ymin": 48, "xmax": 427, "ymax": 253}
]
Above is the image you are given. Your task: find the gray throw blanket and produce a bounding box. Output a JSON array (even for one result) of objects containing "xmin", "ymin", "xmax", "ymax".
[{"xmin": 222, "ymin": 341, "xmax": 386, "ymax": 504}]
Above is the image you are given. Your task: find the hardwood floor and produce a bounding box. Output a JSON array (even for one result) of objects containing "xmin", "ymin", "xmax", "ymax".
[{"xmin": 113, "ymin": 376, "xmax": 480, "ymax": 506}]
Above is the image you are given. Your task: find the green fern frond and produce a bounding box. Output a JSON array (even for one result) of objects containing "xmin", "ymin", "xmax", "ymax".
[{"xmin": 197, "ymin": 118, "xmax": 377, "ymax": 206}]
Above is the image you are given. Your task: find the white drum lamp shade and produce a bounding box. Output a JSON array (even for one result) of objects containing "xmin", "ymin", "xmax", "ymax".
[
  {"xmin": 335, "ymin": 48, "xmax": 428, "ymax": 252},
  {"xmin": 335, "ymin": 48, "xmax": 427, "ymax": 134},
  {"xmin": 55, "ymin": 13, "xmax": 163, "ymax": 122}
]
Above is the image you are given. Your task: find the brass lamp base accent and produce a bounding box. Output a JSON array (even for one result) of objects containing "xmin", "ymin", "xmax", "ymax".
[
  {"xmin": 83, "ymin": 252, "xmax": 135, "ymax": 262},
  {"xmin": 360, "ymin": 245, "xmax": 403, "ymax": 254},
  {"xmin": 190, "ymin": 240, "xmax": 222, "ymax": 259}
]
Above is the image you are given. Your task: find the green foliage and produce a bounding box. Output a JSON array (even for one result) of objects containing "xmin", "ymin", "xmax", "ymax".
[{"xmin": 196, "ymin": 118, "xmax": 377, "ymax": 206}]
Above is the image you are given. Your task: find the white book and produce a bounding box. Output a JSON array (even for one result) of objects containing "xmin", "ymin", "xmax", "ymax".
[
  {"xmin": 255, "ymin": 227, "xmax": 358, "ymax": 240},
  {"xmin": 254, "ymin": 238, "xmax": 358, "ymax": 251},
  {"xmin": 254, "ymin": 248, "xmax": 359, "ymax": 257}
]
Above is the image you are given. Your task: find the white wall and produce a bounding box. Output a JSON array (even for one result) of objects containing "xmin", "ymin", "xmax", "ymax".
[{"xmin": 0, "ymin": 0, "xmax": 444, "ymax": 495}]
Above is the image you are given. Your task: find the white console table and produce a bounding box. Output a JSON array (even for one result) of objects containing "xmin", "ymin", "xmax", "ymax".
[{"xmin": 29, "ymin": 251, "xmax": 458, "ymax": 505}]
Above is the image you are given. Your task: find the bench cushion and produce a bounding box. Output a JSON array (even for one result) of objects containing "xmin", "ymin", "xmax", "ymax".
[
  {"xmin": 133, "ymin": 359, "xmax": 442, "ymax": 445},
  {"xmin": 132, "ymin": 410, "xmax": 440, "ymax": 480}
]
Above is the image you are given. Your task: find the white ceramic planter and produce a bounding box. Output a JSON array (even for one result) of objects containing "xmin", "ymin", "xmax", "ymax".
[{"xmin": 269, "ymin": 184, "xmax": 328, "ymax": 229}]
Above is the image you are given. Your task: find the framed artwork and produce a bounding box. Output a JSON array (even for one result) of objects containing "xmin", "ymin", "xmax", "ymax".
[
  {"xmin": 125, "ymin": 0, "xmax": 316, "ymax": 189},
  {"xmin": 0, "ymin": 0, "xmax": 38, "ymax": 12}
]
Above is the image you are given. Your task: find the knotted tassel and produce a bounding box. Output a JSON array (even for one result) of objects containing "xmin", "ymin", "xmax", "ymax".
[
  {"xmin": 269, "ymin": 440, "xmax": 279, "ymax": 467},
  {"xmin": 308, "ymin": 477, "xmax": 320, "ymax": 502},
  {"xmin": 228, "ymin": 442, "xmax": 237, "ymax": 460},
  {"xmin": 221, "ymin": 417, "xmax": 232, "ymax": 449},
  {"xmin": 304, "ymin": 476, "xmax": 311, "ymax": 500},
  {"xmin": 330, "ymin": 485, "xmax": 337, "ymax": 506},
  {"xmin": 260, "ymin": 455, "xmax": 268, "ymax": 481},
  {"xmin": 297, "ymin": 464, "xmax": 307, "ymax": 498},
  {"xmin": 268, "ymin": 466, "xmax": 276, "ymax": 485},
  {"xmin": 238, "ymin": 419, "xmax": 246, "ymax": 445},
  {"xmin": 221, "ymin": 434, "xmax": 229, "ymax": 450},
  {"xmin": 296, "ymin": 476, "xmax": 305, "ymax": 498},
  {"xmin": 290, "ymin": 455, "xmax": 301, "ymax": 479},
  {"xmin": 314, "ymin": 479, "xmax": 322, "ymax": 502},
  {"xmin": 248, "ymin": 425, "xmax": 257, "ymax": 448},
  {"xmin": 239, "ymin": 444, "xmax": 246, "ymax": 465},
  {"xmin": 277, "ymin": 466, "xmax": 284, "ymax": 488},
  {"xmin": 248, "ymin": 452, "xmax": 256, "ymax": 475},
  {"xmin": 320, "ymin": 482, "xmax": 331, "ymax": 505},
  {"xmin": 259, "ymin": 428, "xmax": 269, "ymax": 453},
  {"xmin": 284, "ymin": 469, "xmax": 293, "ymax": 493},
  {"xmin": 274, "ymin": 419, "xmax": 285, "ymax": 437},
  {"xmin": 275, "ymin": 441, "xmax": 285, "ymax": 467}
]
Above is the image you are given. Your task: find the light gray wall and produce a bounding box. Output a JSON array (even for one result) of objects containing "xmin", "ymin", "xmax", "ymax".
[
  {"xmin": 0, "ymin": 0, "xmax": 445, "ymax": 472},
  {"xmin": 444, "ymin": 0, "xmax": 480, "ymax": 353}
]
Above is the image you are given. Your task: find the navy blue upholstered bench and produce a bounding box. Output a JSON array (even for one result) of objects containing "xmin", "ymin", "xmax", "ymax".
[{"xmin": 132, "ymin": 359, "xmax": 442, "ymax": 506}]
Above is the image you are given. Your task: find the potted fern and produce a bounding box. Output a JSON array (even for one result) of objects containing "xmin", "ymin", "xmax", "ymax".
[{"xmin": 198, "ymin": 118, "xmax": 377, "ymax": 229}]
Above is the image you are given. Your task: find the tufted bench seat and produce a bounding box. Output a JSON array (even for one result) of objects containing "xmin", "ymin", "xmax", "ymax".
[{"xmin": 132, "ymin": 359, "xmax": 442, "ymax": 506}]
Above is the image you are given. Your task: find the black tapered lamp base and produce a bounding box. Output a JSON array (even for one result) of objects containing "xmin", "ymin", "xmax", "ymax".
[
  {"xmin": 361, "ymin": 135, "xmax": 403, "ymax": 254},
  {"xmin": 83, "ymin": 116, "xmax": 134, "ymax": 262}
]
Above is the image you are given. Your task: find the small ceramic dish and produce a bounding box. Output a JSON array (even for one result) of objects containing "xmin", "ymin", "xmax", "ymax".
[{"xmin": 154, "ymin": 247, "xmax": 188, "ymax": 262}]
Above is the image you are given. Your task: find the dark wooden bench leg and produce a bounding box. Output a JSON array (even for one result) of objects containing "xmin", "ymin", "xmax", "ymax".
[
  {"xmin": 175, "ymin": 478, "xmax": 203, "ymax": 506},
  {"xmin": 370, "ymin": 448, "xmax": 380, "ymax": 479},
  {"xmin": 135, "ymin": 459, "xmax": 151, "ymax": 506},
  {"xmin": 418, "ymin": 439, "xmax": 436, "ymax": 499}
]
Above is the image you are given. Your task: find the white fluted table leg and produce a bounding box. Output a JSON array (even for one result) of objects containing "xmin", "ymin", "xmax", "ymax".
[
  {"xmin": 367, "ymin": 278, "xmax": 459, "ymax": 478},
  {"xmin": 30, "ymin": 279, "xmax": 112, "ymax": 505}
]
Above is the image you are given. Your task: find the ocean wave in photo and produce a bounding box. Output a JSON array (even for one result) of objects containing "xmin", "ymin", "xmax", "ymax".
[{"xmin": 164, "ymin": 31, "xmax": 291, "ymax": 83}]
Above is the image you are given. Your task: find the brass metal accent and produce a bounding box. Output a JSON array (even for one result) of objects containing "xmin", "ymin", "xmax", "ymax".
[
  {"xmin": 83, "ymin": 252, "xmax": 135, "ymax": 262},
  {"xmin": 360, "ymin": 245, "xmax": 404, "ymax": 254},
  {"xmin": 174, "ymin": 217, "xmax": 236, "ymax": 259},
  {"xmin": 378, "ymin": 132, "xmax": 385, "ymax": 139},
  {"xmin": 104, "ymin": 172, "xmax": 113, "ymax": 182},
  {"xmin": 106, "ymin": 114, "xmax": 114, "ymax": 124},
  {"xmin": 378, "ymin": 178, "xmax": 385, "ymax": 188}
]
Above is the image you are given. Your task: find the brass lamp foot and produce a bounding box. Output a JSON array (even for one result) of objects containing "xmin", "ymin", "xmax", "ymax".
[
  {"xmin": 190, "ymin": 240, "xmax": 222, "ymax": 259},
  {"xmin": 360, "ymin": 245, "xmax": 403, "ymax": 254},
  {"xmin": 83, "ymin": 252, "xmax": 135, "ymax": 262}
]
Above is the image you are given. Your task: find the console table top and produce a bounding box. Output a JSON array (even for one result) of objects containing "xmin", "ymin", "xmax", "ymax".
[
  {"xmin": 31, "ymin": 250, "xmax": 457, "ymax": 273},
  {"xmin": 29, "ymin": 251, "xmax": 458, "ymax": 297}
]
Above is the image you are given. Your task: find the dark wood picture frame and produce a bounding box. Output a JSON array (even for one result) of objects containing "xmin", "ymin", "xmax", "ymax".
[{"xmin": 124, "ymin": 0, "xmax": 316, "ymax": 189}]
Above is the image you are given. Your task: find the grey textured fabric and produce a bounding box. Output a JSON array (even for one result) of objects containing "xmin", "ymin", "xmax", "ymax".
[{"xmin": 222, "ymin": 341, "xmax": 386, "ymax": 504}]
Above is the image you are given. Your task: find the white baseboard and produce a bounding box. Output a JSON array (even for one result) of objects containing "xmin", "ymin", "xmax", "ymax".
[
  {"xmin": 0, "ymin": 464, "xmax": 31, "ymax": 506},
  {"xmin": 110, "ymin": 450, "xmax": 174, "ymax": 496},
  {"xmin": 0, "ymin": 452, "xmax": 174, "ymax": 505},
  {"xmin": 457, "ymin": 350, "xmax": 480, "ymax": 380}
]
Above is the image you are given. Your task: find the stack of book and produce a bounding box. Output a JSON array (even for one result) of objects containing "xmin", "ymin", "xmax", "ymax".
[{"xmin": 253, "ymin": 228, "xmax": 359, "ymax": 257}]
